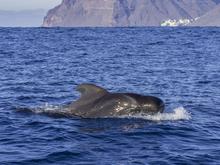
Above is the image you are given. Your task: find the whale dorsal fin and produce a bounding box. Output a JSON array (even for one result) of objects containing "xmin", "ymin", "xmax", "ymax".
[
  {"xmin": 69, "ymin": 84, "xmax": 108, "ymax": 116},
  {"xmin": 76, "ymin": 83, "xmax": 108, "ymax": 99}
]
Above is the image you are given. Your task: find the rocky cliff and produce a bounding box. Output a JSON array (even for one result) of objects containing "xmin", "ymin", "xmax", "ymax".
[
  {"xmin": 189, "ymin": 4, "xmax": 220, "ymax": 26},
  {"xmin": 42, "ymin": 0, "xmax": 219, "ymax": 27}
]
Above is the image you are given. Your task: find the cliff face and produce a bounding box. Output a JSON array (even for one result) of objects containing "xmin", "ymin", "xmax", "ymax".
[
  {"xmin": 189, "ymin": 4, "xmax": 220, "ymax": 26},
  {"xmin": 42, "ymin": 0, "xmax": 218, "ymax": 27},
  {"xmin": 43, "ymin": 0, "xmax": 115, "ymax": 27}
]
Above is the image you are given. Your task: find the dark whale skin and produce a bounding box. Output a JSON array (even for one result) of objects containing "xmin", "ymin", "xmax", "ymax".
[{"xmin": 68, "ymin": 84, "xmax": 165, "ymax": 118}]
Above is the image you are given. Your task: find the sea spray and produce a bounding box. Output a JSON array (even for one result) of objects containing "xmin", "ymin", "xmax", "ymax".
[{"xmin": 131, "ymin": 107, "xmax": 191, "ymax": 121}]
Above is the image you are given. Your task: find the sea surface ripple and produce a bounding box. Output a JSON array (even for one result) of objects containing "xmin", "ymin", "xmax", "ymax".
[{"xmin": 0, "ymin": 27, "xmax": 220, "ymax": 164}]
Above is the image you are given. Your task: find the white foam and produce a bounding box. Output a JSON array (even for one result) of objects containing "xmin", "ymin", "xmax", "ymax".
[
  {"xmin": 131, "ymin": 107, "xmax": 191, "ymax": 121},
  {"xmin": 31, "ymin": 103, "xmax": 70, "ymax": 114}
]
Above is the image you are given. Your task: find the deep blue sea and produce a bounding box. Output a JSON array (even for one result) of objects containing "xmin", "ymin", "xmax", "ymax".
[{"xmin": 0, "ymin": 27, "xmax": 220, "ymax": 165}]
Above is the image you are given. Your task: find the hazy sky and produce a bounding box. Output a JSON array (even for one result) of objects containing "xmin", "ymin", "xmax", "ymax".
[{"xmin": 0, "ymin": 0, "xmax": 62, "ymax": 10}]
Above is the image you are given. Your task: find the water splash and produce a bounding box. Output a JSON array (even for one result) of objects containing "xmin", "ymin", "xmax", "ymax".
[
  {"xmin": 131, "ymin": 107, "xmax": 191, "ymax": 121},
  {"xmin": 17, "ymin": 103, "xmax": 71, "ymax": 117},
  {"xmin": 34, "ymin": 103, "xmax": 66, "ymax": 113}
]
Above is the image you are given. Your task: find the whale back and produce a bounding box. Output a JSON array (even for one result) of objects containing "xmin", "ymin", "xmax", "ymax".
[
  {"xmin": 68, "ymin": 83, "xmax": 164, "ymax": 117},
  {"xmin": 125, "ymin": 93, "xmax": 165, "ymax": 113}
]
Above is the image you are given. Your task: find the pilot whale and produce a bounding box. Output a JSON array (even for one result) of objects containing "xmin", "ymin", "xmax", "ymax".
[{"xmin": 67, "ymin": 83, "xmax": 165, "ymax": 118}]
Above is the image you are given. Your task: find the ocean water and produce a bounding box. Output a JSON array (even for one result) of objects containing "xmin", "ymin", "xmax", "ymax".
[{"xmin": 0, "ymin": 27, "xmax": 219, "ymax": 165}]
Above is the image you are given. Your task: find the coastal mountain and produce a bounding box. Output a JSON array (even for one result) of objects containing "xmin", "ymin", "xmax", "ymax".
[
  {"xmin": 42, "ymin": 0, "xmax": 219, "ymax": 27},
  {"xmin": 189, "ymin": 4, "xmax": 220, "ymax": 26}
]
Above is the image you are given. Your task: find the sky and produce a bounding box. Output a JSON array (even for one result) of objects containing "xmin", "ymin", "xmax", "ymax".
[{"xmin": 0, "ymin": 0, "xmax": 62, "ymax": 10}]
